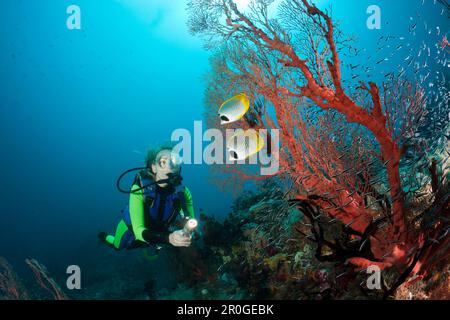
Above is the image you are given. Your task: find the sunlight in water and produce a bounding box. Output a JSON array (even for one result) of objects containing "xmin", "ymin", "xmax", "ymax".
[{"xmin": 234, "ymin": 0, "xmax": 250, "ymax": 11}]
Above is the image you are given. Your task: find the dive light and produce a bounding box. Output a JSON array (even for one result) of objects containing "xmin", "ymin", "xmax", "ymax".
[{"xmin": 183, "ymin": 218, "xmax": 198, "ymax": 236}]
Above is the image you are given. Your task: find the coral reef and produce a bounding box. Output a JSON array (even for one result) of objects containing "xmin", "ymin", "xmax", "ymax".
[
  {"xmin": 395, "ymin": 267, "xmax": 450, "ymax": 300},
  {"xmin": 0, "ymin": 257, "xmax": 30, "ymax": 300},
  {"xmin": 1, "ymin": 182, "xmax": 447, "ymax": 300},
  {"xmin": 25, "ymin": 259, "xmax": 68, "ymax": 300},
  {"xmin": 0, "ymin": 257, "xmax": 67, "ymax": 300},
  {"xmin": 167, "ymin": 181, "xmax": 449, "ymax": 300}
]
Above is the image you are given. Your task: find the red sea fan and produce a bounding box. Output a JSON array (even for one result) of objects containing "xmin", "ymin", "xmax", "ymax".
[{"xmin": 188, "ymin": 0, "xmax": 449, "ymax": 297}]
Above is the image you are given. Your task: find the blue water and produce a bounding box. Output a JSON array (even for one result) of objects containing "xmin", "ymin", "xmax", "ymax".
[
  {"xmin": 0, "ymin": 0, "xmax": 235, "ymax": 270},
  {"xmin": 0, "ymin": 0, "xmax": 447, "ymax": 290}
]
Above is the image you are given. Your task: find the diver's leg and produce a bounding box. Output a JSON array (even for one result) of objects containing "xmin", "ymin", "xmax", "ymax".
[{"xmin": 99, "ymin": 220, "xmax": 133, "ymax": 250}]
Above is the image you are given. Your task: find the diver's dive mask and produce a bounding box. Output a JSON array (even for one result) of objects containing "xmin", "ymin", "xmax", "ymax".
[
  {"xmin": 154, "ymin": 151, "xmax": 183, "ymax": 187},
  {"xmin": 156, "ymin": 152, "xmax": 182, "ymax": 173},
  {"xmin": 115, "ymin": 151, "xmax": 183, "ymax": 194}
]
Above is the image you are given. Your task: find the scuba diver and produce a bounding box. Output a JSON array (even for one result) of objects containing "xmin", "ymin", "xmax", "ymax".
[{"xmin": 98, "ymin": 146, "xmax": 197, "ymax": 250}]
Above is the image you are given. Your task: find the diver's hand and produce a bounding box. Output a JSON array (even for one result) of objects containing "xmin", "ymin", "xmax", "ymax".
[{"xmin": 169, "ymin": 230, "xmax": 191, "ymax": 247}]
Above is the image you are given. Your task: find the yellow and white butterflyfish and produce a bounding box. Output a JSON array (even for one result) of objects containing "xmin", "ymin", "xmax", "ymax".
[
  {"xmin": 218, "ymin": 93, "xmax": 250, "ymax": 125},
  {"xmin": 226, "ymin": 129, "xmax": 265, "ymax": 161}
]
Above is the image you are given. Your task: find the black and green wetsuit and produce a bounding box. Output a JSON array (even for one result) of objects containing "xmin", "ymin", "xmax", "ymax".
[{"xmin": 104, "ymin": 174, "xmax": 195, "ymax": 250}]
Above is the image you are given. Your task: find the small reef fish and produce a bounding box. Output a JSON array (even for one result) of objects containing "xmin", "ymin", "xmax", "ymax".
[
  {"xmin": 218, "ymin": 93, "xmax": 250, "ymax": 125},
  {"xmin": 226, "ymin": 129, "xmax": 264, "ymax": 161}
]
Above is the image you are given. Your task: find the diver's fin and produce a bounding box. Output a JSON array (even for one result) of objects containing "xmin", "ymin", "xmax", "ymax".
[
  {"xmin": 97, "ymin": 232, "xmax": 118, "ymax": 250},
  {"xmin": 98, "ymin": 232, "xmax": 108, "ymax": 242}
]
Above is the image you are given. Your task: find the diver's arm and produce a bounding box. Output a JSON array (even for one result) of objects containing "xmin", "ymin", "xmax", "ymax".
[
  {"xmin": 182, "ymin": 187, "xmax": 195, "ymax": 218},
  {"xmin": 129, "ymin": 184, "xmax": 169, "ymax": 244}
]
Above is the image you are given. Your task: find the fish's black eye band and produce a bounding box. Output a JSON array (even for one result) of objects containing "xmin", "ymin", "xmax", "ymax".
[{"xmin": 230, "ymin": 151, "xmax": 239, "ymax": 159}]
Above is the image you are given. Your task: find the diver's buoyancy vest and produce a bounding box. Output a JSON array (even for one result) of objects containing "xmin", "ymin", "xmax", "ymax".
[{"xmin": 122, "ymin": 173, "xmax": 185, "ymax": 231}]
